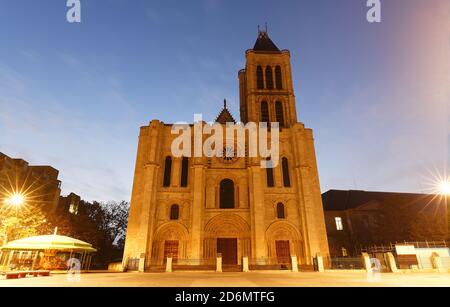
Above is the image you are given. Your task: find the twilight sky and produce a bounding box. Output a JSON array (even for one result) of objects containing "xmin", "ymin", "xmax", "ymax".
[{"xmin": 0, "ymin": 0, "xmax": 449, "ymax": 202}]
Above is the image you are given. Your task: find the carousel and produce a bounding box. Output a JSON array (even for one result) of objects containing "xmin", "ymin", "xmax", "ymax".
[{"xmin": 0, "ymin": 233, "xmax": 96, "ymax": 271}]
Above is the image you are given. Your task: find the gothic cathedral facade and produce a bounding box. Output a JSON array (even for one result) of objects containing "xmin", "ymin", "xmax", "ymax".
[{"xmin": 123, "ymin": 31, "xmax": 329, "ymax": 271}]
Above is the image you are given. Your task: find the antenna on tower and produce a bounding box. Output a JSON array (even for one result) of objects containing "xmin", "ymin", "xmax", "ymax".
[
  {"xmin": 265, "ymin": 22, "xmax": 268, "ymax": 33},
  {"xmin": 224, "ymin": 99, "xmax": 227, "ymax": 109}
]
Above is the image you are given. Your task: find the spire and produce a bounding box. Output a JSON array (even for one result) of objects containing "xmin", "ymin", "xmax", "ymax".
[{"xmin": 253, "ymin": 24, "xmax": 280, "ymax": 52}]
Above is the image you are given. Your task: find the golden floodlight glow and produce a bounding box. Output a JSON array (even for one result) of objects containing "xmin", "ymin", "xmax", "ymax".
[
  {"xmin": 438, "ymin": 180, "xmax": 450, "ymax": 196},
  {"xmin": 7, "ymin": 193, "xmax": 25, "ymax": 207}
]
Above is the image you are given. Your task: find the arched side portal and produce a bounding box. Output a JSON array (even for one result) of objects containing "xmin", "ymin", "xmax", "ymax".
[
  {"xmin": 203, "ymin": 214, "xmax": 251, "ymax": 265},
  {"xmin": 151, "ymin": 222, "xmax": 189, "ymax": 265},
  {"xmin": 265, "ymin": 221, "xmax": 304, "ymax": 265}
]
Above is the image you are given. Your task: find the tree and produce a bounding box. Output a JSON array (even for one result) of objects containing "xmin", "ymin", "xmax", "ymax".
[
  {"xmin": 46, "ymin": 200, "xmax": 130, "ymax": 268},
  {"xmin": 83, "ymin": 201, "xmax": 129, "ymax": 267},
  {"xmin": 0, "ymin": 205, "xmax": 51, "ymax": 246},
  {"xmin": 103, "ymin": 201, "xmax": 129, "ymax": 249}
]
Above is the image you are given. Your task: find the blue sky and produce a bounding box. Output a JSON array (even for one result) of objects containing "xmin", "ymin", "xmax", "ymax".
[{"xmin": 0, "ymin": 0, "xmax": 449, "ymax": 201}]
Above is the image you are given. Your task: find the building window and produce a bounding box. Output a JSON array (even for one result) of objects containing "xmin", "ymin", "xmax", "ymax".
[
  {"xmin": 260, "ymin": 101, "xmax": 269, "ymax": 124},
  {"xmin": 335, "ymin": 217, "xmax": 343, "ymax": 231},
  {"xmin": 163, "ymin": 156, "xmax": 172, "ymax": 187},
  {"xmin": 266, "ymin": 160, "xmax": 275, "ymax": 187},
  {"xmin": 282, "ymin": 158, "xmax": 291, "ymax": 187},
  {"xmin": 69, "ymin": 202, "xmax": 79, "ymax": 215},
  {"xmin": 275, "ymin": 65, "xmax": 283, "ymax": 89},
  {"xmin": 276, "ymin": 203, "xmax": 285, "ymax": 219},
  {"xmin": 341, "ymin": 247, "xmax": 348, "ymax": 257},
  {"xmin": 220, "ymin": 179, "xmax": 235, "ymax": 209},
  {"xmin": 180, "ymin": 157, "xmax": 189, "ymax": 187},
  {"xmin": 275, "ymin": 101, "xmax": 285, "ymax": 127},
  {"xmin": 265, "ymin": 66, "xmax": 274, "ymax": 89},
  {"xmin": 256, "ymin": 66, "xmax": 264, "ymax": 89},
  {"xmin": 170, "ymin": 204, "xmax": 180, "ymax": 220}
]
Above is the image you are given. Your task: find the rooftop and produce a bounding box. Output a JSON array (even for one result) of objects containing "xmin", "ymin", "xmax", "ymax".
[
  {"xmin": 322, "ymin": 189, "xmax": 443, "ymax": 211},
  {"xmin": 252, "ymin": 28, "xmax": 280, "ymax": 52}
]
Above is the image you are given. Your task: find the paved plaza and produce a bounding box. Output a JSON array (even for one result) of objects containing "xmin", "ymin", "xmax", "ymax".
[{"xmin": 1, "ymin": 271, "xmax": 450, "ymax": 287}]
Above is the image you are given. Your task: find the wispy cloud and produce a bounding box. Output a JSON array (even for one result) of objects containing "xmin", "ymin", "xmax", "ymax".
[
  {"xmin": 58, "ymin": 53, "xmax": 95, "ymax": 82},
  {"xmin": 0, "ymin": 64, "xmax": 26, "ymax": 93},
  {"xmin": 19, "ymin": 50, "xmax": 40, "ymax": 64}
]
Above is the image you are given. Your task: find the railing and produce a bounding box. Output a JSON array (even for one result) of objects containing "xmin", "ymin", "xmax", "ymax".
[
  {"xmin": 172, "ymin": 259, "xmax": 216, "ymax": 271},
  {"xmin": 174, "ymin": 259, "xmax": 216, "ymax": 266},
  {"xmin": 126, "ymin": 258, "xmax": 140, "ymax": 271},
  {"xmin": 144, "ymin": 258, "xmax": 217, "ymax": 272},
  {"xmin": 327, "ymin": 257, "xmax": 364, "ymax": 270},
  {"xmin": 248, "ymin": 258, "xmax": 292, "ymax": 270}
]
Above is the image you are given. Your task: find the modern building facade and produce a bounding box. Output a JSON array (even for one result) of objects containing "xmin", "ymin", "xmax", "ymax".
[
  {"xmin": 123, "ymin": 31, "xmax": 329, "ymax": 271},
  {"xmin": 322, "ymin": 189, "xmax": 448, "ymax": 257}
]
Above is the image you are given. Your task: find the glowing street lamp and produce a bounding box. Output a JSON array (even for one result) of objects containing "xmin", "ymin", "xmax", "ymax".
[
  {"xmin": 438, "ymin": 180, "xmax": 450, "ymax": 196},
  {"xmin": 7, "ymin": 194, "xmax": 25, "ymax": 208}
]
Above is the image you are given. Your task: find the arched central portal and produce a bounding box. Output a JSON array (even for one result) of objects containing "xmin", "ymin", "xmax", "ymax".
[{"xmin": 203, "ymin": 214, "xmax": 251, "ymax": 265}]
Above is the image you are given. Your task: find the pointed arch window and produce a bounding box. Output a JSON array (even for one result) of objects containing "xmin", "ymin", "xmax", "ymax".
[
  {"xmin": 220, "ymin": 179, "xmax": 235, "ymax": 209},
  {"xmin": 275, "ymin": 101, "xmax": 285, "ymax": 127},
  {"xmin": 256, "ymin": 66, "xmax": 264, "ymax": 89},
  {"xmin": 266, "ymin": 158, "xmax": 275, "ymax": 187},
  {"xmin": 282, "ymin": 158, "xmax": 291, "ymax": 187},
  {"xmin": 275, "ymin": 66, "xmax": 283, "ymax": 89},
  {"xmin": 163, "ymin": 156, "xmax": 172, "ymax": 187},
  {"xmin": 260, "ymin": 101, "xmax": 269, "ymax": 124},
  {"xmin": 180, "ymin": 157, "xmax": 189, "ymax": 187},
  {"xmin": 170, "ymin": 204, "xmax": 180, "ymax": 220},
  {"xmin": 277, "ymin": 203, "xmax": 286, "ymax": 219},
  {"xmin": 265, "ymin": 66, "xmax": 274, "ymax": 89}
]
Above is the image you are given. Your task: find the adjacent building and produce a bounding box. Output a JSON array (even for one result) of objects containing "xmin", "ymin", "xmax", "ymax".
[
  {"xmin": 123, "ymin": 30, "xmax": 330, "ymax": 271},
  {"xmin": 0, "ymin": 152, "xmax": 61, "ymax": 213},
  {"xmin": 58, "ymin": 192, "xmax": 81, "ymax": 216},
  {"xmin": 322, "ymin": 190, "xmax": 448, "ymax": 257}
]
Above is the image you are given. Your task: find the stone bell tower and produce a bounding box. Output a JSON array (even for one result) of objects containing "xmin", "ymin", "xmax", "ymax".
[{"xmin": 239, "ymin": 28, "xmax": 298, "ymax": 127}]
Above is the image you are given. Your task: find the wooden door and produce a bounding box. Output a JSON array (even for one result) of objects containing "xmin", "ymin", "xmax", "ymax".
[
  {"xmin": 276, "ymin": 240, "xmax": 291, "ymax": 264},
  {"xmin": 217, "ymin": 238, "xmax": 238, "ymax": 265},
  {"xmin": 164, "ymin": 240, "xmax": 179, "ymax": 263}
]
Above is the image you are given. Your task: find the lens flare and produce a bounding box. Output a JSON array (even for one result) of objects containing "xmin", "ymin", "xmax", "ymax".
[
  {"xmin": 8, "ymin": 194, "xmax": 25, "ymax": 207},
  {"xmin": 438, "ymin": 180, "xmax": 450, "ymax": 196}
]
